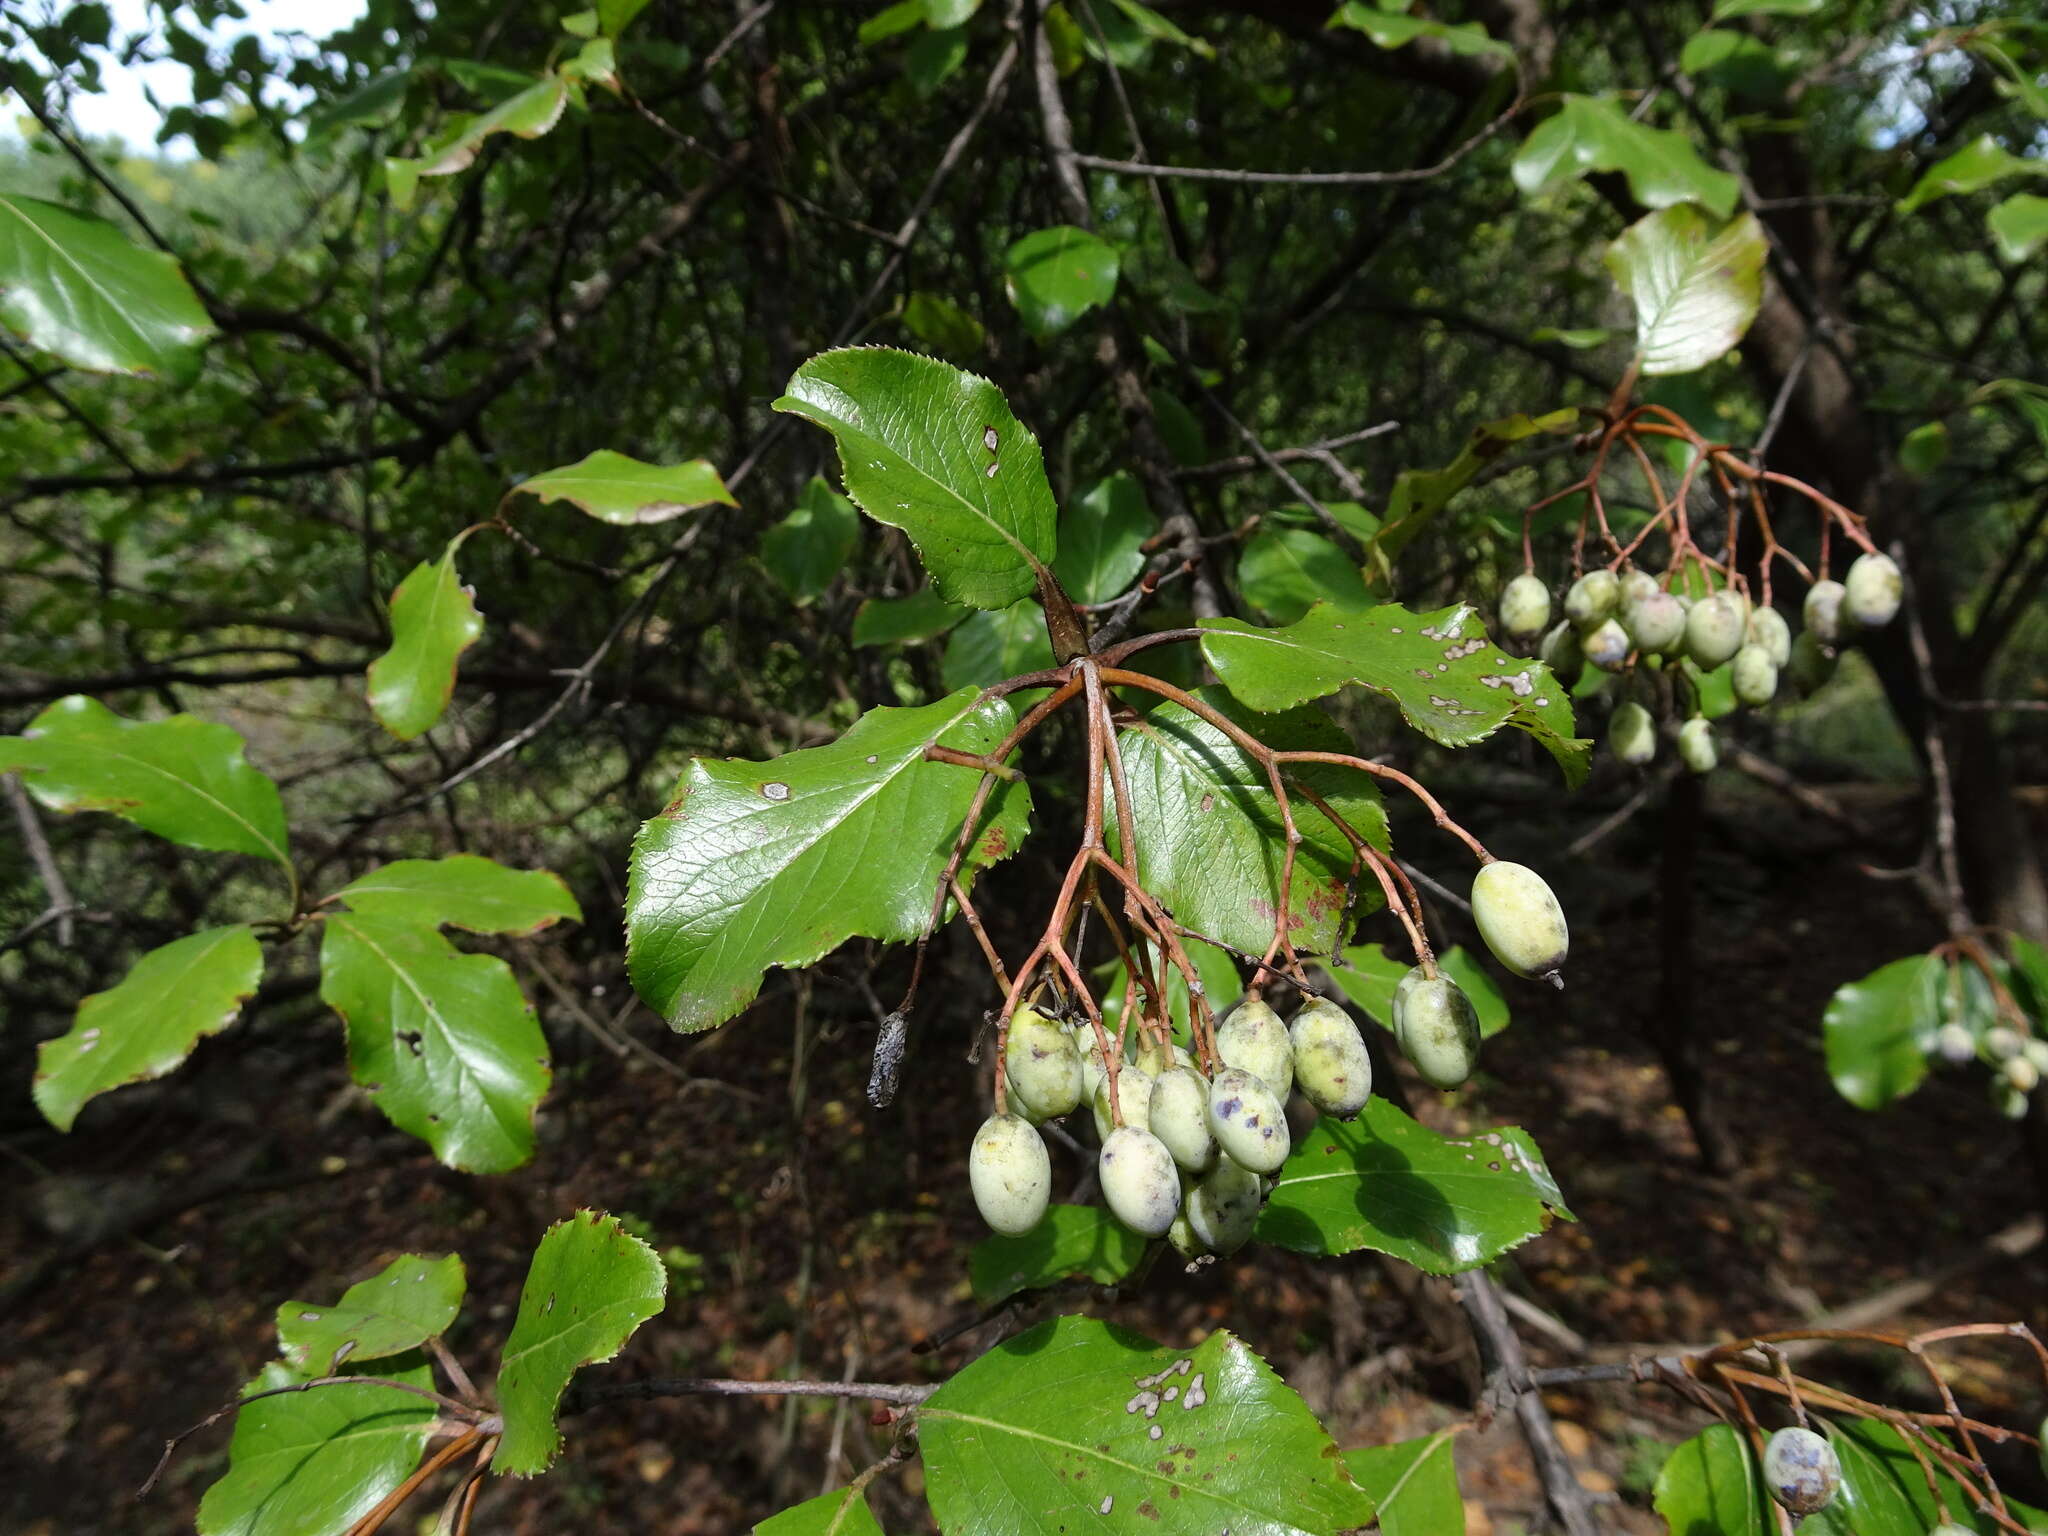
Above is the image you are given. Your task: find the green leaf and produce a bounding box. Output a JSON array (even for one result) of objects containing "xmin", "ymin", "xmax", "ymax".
[
  {"xmin": 774, "ymin": 348, "xmax": 1058, "ymax": 610},
  {"xmin": 367, "ymin": 547, "xmax": 483, "ymax": 741},
  {"xmin": 514, "ymin": 450, "xmax": 737, "ymax": 525},
  {"xmin": 851, "ymin": 587, "xmax": 971, "ymax": 646},
  {"xmin": 196, "ymin": 1360, "xmax": 437, "ymax": 1536},
  {"xmin": 1258, "ymin": 1100, "xmax": 1571, "ymax": 1272},
  {"xmin": 922, "ymin": 0, "xmax": 980, "ymax": 25},
  {"xmin": 333, "ymin": 855, "xmax": 581, "ymax": 936},
  {"xmin": 598, "ymin": 0, "xmax": 653, "ymax": 34},
  {"xmin": 34, "ymin": 925, "xmax": 263, "ymax": 1132},
  {"xmin": 1327, "ymin": 3, "xmax": 1510, "ymax": 61},
  {"xmin": 1149, "ymin": 384, "xmax": 1207, "ymax": 465},
  {"xmin": 1989, "ymin": 192, "xmax": 2048, "ymax": 262},
  {"xmin": 1901, "ymin": 134, "xmax": 2047, "ymax": 214},
  {"xmin": 276, "ymin": 1254, "xmax": 467, "ymax": 1375},
  {"xmin": 0, "ymin": 193, "xmax": 214, "ymax": 377},
  {"xmin": 1805, "ymin": 1420, "xmax": 1925, "ymax": 1536},
  {"xmin": 1344, "ymin": 1431, "xmax": 1466, "ymax": 1536},
  {"xmin": 1899, "ymin": 420, "xmax": 1950, "ymax": 475},
  {"xmin": 1053, "ymin": 472, "xmax": 1155, "ymax": 604},
  {"xmin": 0, "ymin": 696, "xmax": 290, "ymax": 867},
  {"xmin": 561, "ymin": 37, "xmax": 617, "ymax": 87},
  {"xmin": 1822, "ymin": 953, "xmax": 1940, "ymax": 1111},
  {"xmin": 320, "ymin": 911, "xmax": 550, "ymax": 1172},
  {"xmin": 1511, "ymin": 95, "xmax": 1739, "ymax": 217},
  {"xmin": 1003, "ymin": 225, "xmax": 1121, "ymax": 339},
  {"xmin": 1530, "ymin": 325, "xmax": 1612, "ymax": 348},
  {"xmin": 1604, "ymin": 205, "xmax": 1767, "ymax": 377},
  {"xmin": 1365, "ymin": 411, "xmax": 1578, "ymax": 583},
  {"xmin": 562, "ymin": 9, "xmax": 599, "ymax": 36},
  {"xmin": 1654, "ymin": 1424, "xmax": 1772, "ymax": 1536},
  {"xmin": 1238, "ymin": 527, "xmax": 1369, "ymax": 623},
  {"xmin": 941, "ymin": 599, "xmax": 1055, "ymax": 690},
  {"xmin": 627, "ymin": 691, "xmax": 1032, "ymax": 1031},
  {"xmin": 919, "ymin": 1317, "xmax": 1377, "ymax": 1534},
  {"xmin": 1710, "ymin": 0, "xmax": 1821, "ymax": 15},
  {"xmin": 901, "ymin": 290, "xmax": 986, "ymax": 355},
  {"xmin": 761, "ymin": 476, "xmax": 862, "ymax": 605},
  {"xmin": 754, "ymin": 1487, "xmax": 886, "ymax": 1536},
  {"xmin": 392, "ymin": 75, "xmax": 570, "ymax": 203},
  {"xmin": 1328, "ymin": 944, "xmax": 1510, "ymax": 1038},
  {"xmin": 906, "ymin": 24, "xmax": 969, "ymax": 96},
  {"xmin": 1199, "ymin": 601, "xmax": 1590, "ymax": 784},
  {"xmin": 857, "ymin": 0, "xmax": 925, "ymax": 46},
  {"xmin": 970, "ymin": 1204, "xmax": 1150, "ymax": 1304},
  {"xmin": 1101, "ymin": 0, "xmax": 1216, "ymax": 60},
  {"xmin": 1111, "ymin": 688, "xmax": 1388, "ymax": 957},
  {"xmin": 493, "ymin": 1210, "xmax": 667, "ymax": 1476},
  {"xmin": 1680, "ymin": 29, "xmax": 1794, "ymax": 98}
]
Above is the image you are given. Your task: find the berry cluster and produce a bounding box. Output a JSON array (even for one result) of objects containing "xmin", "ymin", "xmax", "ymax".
[
  {"xmin": 1941, "ymin": 1017, "xmax": 2048, "ymax": 1120},
  {"xmin": 1500, "ymin": 550, "xmax": 1904, "ymax": 773}
]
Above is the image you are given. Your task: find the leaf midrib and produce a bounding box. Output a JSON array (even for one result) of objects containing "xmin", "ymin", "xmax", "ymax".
[
  {"xmin": 52, "ymin": 728, "xmax": 288, "ymax": 868},
  {"xmin": 0, "ymin": 194, "xmax": 161, "ymax": 360}
]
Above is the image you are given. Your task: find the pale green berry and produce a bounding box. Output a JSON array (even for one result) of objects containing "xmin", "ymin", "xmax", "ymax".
[
  {"xmin": 1540, "ymin": 621, "xmax": 1584, "ymax": 686},
  {"xmin": 2036, "ymin": 1413, "xmax": 2047, "ymax": 1481},
  {"xmin": 1786, "ymin": 630, "xmax": 1838, "ymax": 695},
  {"xmin": 1985, "ymin": 1026, "xmax": 2023, "ymax": 1061},
  {"xmin": 1288, "ymin": 997, "xmax": 1373, "ymax": 1118},
  {"xmin": 1731, "ymin": 644, "xmax": 1780, "ymax": 707},
  {"xmin": 1565, "ymin": 570, "xmax": 1620, "ymax": 629},
  {"xmin": 1929, "ymin": 1524, "xmax": 1977, "ymax": 1536},
  {"xmin": 1804, "ymin": 579, "xmax": 1847, "ymax": 645},
  {"xmin": 1471, "ymin": 861, "xmax": 1569, "ymax": 985},
  {"xmin": 1845, "ymin": 551, "xmax": 1903, "ymax": 628},
  {"xmin": 1623, "ymin": 591, "xmax": 1686, "ymax": 655},
  {"xmin": 1099, "ymin": 1126, "xmax": 1181, "ymax": 1237},
  {"xmin": 1006, "ymin": 1009, "xmax": 1083, "ymax": 1121},
  {"xmin": 2024, "ymin": 1039, "xmax": 2048, "ymax": 1075},
  {"xmin": 1187, "ymin": 1156, "xmax": 1262, "ymax": 1254},
  {"xmin": 1747, "ymin": 607, "xmax": 1793, "ymax": 668},
  {"xmin": 968, "ymin": 1114, "xmax": 1051, "ymax": 1235},
  {"xmin": 1762, "ymin": 1427, "xmax": 1841, "ymax": 1517},
  {"xmin": 1091, "ymin": 1066, "xmax": 1154, "ymax": 1140},
  {"xmin": 1394, "ymin": 965, "xmax": 1427, "ymax": 1016},
  {"xmin": 1583, "ymin": 617, "xmax": 1631, "ymax": 673},
  {"xmin": 2005, "ymin": 1054, "xmax": 2041, "ymax": 1094},
  {"xmin": 1677, "ymin": 716, "xmax": 1717, "ymax": 775},
  {"xmin": 1394, "ymin": 975, "xmax": 1481, "ymax": 1090},
  {"xmin": 1610, "ymin": 701, "xmax": 1657, "ymax": 766},
  {"xmin": 1217, "ymin": 998, "xmax": 1294, "ymax": 1098},
  {"xmin": 1133, "ymin": 1032, "xmax": 1192, "ymax": 1078},
  {"xmin": 1077, "ymin": 1031, "xmax": 1107, "ymax": 1101},
  {"xmin": 1994, "ymin": 1080, "xmax": 2030, "ymax": 1119},
  {"xmin": 1206, "ymin": 1066, "xmax": 1291, "ymax": 1174},
  {"xmin": 1166, "ymin": 1202, "xmax": 1208, "ymax": 1261},
  {"xmin": 1686, "ymin": 593, "xmax": 1746, "ymax": 670},
  {"xmin": 1150, "ymin": 1066, "xmax": 1218, "ymax": 1172},
  {"xmin": 1499, "ymin": 574, "xmax": 1551, "ymax": 640},
  {"xmin": 1934, "ymin": 1022, "xmax": 1976, "ymax": 1064},
  {"xmin": 1619, "ymin": 569, "xmax": 1659, "ymax": 606}
]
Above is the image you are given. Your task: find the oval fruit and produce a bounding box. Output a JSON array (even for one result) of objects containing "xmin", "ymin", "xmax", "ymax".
[
  {"xmin": 1187, "ymin": 1157, "xmax": 1263, "ymax": 1254},
  {"xmin": 1933, "ymin": 1022, "xmax": 1975, "ymax": 1064},
  {"xmin": 1677, "ymin": 716, "xmax": 1717, "ymax": 775},
  {"xmin": 1091, "ymin": 1066, "xmax": 1154, "ymax": 1140},
  {"xmin": 1731, "ymin": 643, "xmax": 1780, "ymax": 707},
  {"xmin": 1206, "ymin": 1067, "xmax": 1291, "ymax": 1173},
  {"xmin": 1288, "ymin": 997, "xmax": 1373, "ymax": 1118},
  {"xmin": 1582, "ymin": 617, "xmax": 1631, "ymax": 673},
  {"xmin": 1005, "ymin": 1009, "xmax": 1083, "ymax": 1120},
  {"xmin": 1747, "ymin": 606, "xmax": 1792, "ymax": 667},
  {"xmin": 968, "ymin": 1114, "xmax": 1051, "ymax": 1235},
  {"xmin": 1099, "ymin": 1126, "xmax": 1181, "ymax": 1237},
  {"xmin": 1619, "ymin": 569, "xmax": 1659, "ymax": 606},
  {"xmin": 1470, "ymin": 861, "xmax": 1569, "ymax": 985},
  {"xmin": 1845, "ymin": 551, "xmax": 1903, "ymax": 628},
  {"xmin": 1685, "ymin": 593, "xmax": 1745, "ymax": 670},
  {"xmin": 1610, "ymin": 701, "xmax": 1657, "ymax": 766},
  {"xmin": 1564, "ymin": 570, "xmax": 1619, "ymax": 628},
  {"xmin": 1623, "ymin": 591, "xmax": 1686, "ymax": 655},
  {"xmin": 1540, "ymin": 621, "xmax": 1584, "ymax": 686},
  {"xmin": 1804, "ymin": 579, "xmax": 1846, "ymax": 644},
  {"xmin": 1150, "ymin": 1066, "xmax": 1218, "ymax": 1172},
  {"xmin": 1499, "ymin": 573, "xmax": 1551, "ymax": 639},
  {"xmin": 1395, "ymin": 975, "xmax": 1481, "ymax": 1090},
  {"xmin": 1762, "ymin": 1427, "xmax": 1841, "ymax": 1516},
  {"xmin": 1217, "ymin": 998, "xmax": 1294, "ymax": 1098}
]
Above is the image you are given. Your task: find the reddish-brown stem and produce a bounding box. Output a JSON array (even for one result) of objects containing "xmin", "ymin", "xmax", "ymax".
[{"xmin": 341, "ymin": 1429, "xmax": 486, "ymax": 1536}]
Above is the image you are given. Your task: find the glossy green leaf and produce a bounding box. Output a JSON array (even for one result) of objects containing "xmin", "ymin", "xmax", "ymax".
[
  {"xmin": 774, "ymin": 348, "xmax": 1058, "ymax": 610},
  {"xmin": 755, "ymin": 1487, "xmax": 886, "ymax": 1536},
  {"xmin": 922, "ymin": 0, "xmax": 980, "ymax": 25},
  {"xmin": 514, "ymin": 450, "xmax": 737, "ymax": 525},
  {"xmin": 902, "ymin": 290, "xmax": 986, "ymax": 355},
  {"xmin": 34, "ymin": 925, "xmax": 263, "ymax": 1132},
  {"xmin": 1102, "ymin": 0, "xmax": 1216, "ymax": 59},
  {"xmin": 320, "ymin": 911, "xmax": 550, "ymax": 1172},
  {"xmin": 561, "ymin": 37, "xmax": 617, "ymax": 87},
  {"xmin": 562, "ymin": 9, "xmax": 599, "ymax": 36},
  {"xmin": 1901, "ymin": 135, "xmax": 2048, "ymax": 214},
  {"xmin": 970, "ymin": 1204, "xmax": 1150, "ymax": 1304},
  {"xmin": 1365, "ymin": 411, "xmax": 1577, "ymax": 582},
  {"xmin": 195, "ymin": 1359, "xmax": 437, "ymax": 1536},
  {"xmin": 367, "ymin": 547, "xmax": 482, "ymax": 741},
  {"xmin": 920, "ymin": 1316, "xmax": 1377, "ymax": 1535},
  {"xmin": 333, "ymin": 855, "xmax": 580, "ymax": 936},
  {"xmin": 385, "ymin": 75, "xmax": 569, "ymax": 208},
  {"xmin": 1989, "ymin": 193, "xmax": 2048, "ymax": 262},
  {"xmin": 1238, "ymin": 527, "xmax": 1369, "ymax": 623},
  {"xmin": 1199, "ymin": 600, "xmax": 1590, "ymax": 784},
  {"xmin": 598, "ymin": 0, "xmax": 652, "ymax": 35},
  {"xmin": 906, "ymin": 24, "xmax": 968, "ymax": 96},
  {"xmin": 1654, "ymin": 1424, "xmax": 1772, "ymax": 1536},
  {"xmin": 627, "ymin": 691, "xmax": 1031, "ymax": 1031},
  {"xmin": 1053, "ymin": 472, "xmax": 1155, "ymax": 604},
  {"xmin": 1329, "ymin": 944, "xmax": 1511, "ymax": 1038},
  {"xmin": 1805, "ymin": 1419, "xmax": 1924, "ymax": 1536},
  {"xmin": 858, "ymin": 0, "xmax": 925, "ymax": 46},
  {"xmin": 851, "ymin": 587, "xmax": 971, "ymax": 646},
  {"xmin": 493, "ymin": 1210, "xmax": 667, "ymax": 1475},
  {"xmin": 0, "ymin": 696, "xmax": 290, "ymax": 867},
  {"xmin": 1680, "ymin": 29, "xmax": 1794, "ymax": 98},
  {"xmin": 1344, "ymin": 1431, "xmax": 1465, "ymax": 1536},
  {"xmin": 1710, "ymin": 0, "xmax": 1821, "ymax": 15},
  {"xmin": 1604, "ymin": 205, "xmax": 1766, "ymax": 376},
  {"xmin": 1257, "ymin": 1099, "xmax": 1571, "ymax": 1272},
  {"xmin": 1328, "ymin": 3, "xmax": 1510, "ymax": 61},
  {"xmin": 1111, "ymin": 688, "xmax": 1388, "ymax": 957},
  {"xmin": 941, "ymin": 599, "xmax": 1054, "ymax": 690},
  {"xmin": 1822, "ymin": 953, "xmax": 1940, "ymax": 1110},
  {"xmin": 276, "ymin": 1254, "xmax": 466, "ymax": 1376},
  {"xmin": 761, "ymin": 476, "xmax": 862, "ymax": 605},
  {"xmin": 1511, "ymin": 94, "xmax": 1739, "ymax": 217},
  {"xmin": 0, "ymin": 193, "xmax": 214, "ymax": 377},
  {"xmin": 1003, "ymin": 225, "xmax": 1121, "ymax": 339},
  {"xmin": 1899, "ymin": 420, "xmax": 1950, "ymax": 475}
]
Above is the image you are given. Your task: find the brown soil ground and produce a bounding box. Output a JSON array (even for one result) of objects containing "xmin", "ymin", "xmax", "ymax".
[{"xmin": 4, "ymin": 772, "xmax": 2045, "ymax": 1536}]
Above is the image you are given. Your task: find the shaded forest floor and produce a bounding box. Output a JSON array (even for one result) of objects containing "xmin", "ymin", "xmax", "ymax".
[{"xmin": 5, "ymin": 772, "xmax": 2046, "ymax": 1535}]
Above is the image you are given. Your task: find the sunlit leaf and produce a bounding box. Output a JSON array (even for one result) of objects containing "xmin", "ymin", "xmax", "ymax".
[
  {"xmin": 754, "ymin": 1487, "xmax": 886, "ymax": 1536},
  {"xmin": 1345, "ymin": 1431, "xmax": 1466, "ymax": 1536},
  {"xmin": 1988, "ymin": 192, "xmax": 2048, "ymax": 262},
  {"xmin": 1900, "ymin": 134, "xmax": 2048, "ymax": 214},
  {"xmin": 1054, "ymin": 472, "xmax": 1155, "ymax": 604},
  {"xmin": 1512, "ymin": 94, "xmax": 1739, "ymax": 217},
  {"xmin": 1003, "ymin": 225, "xmax": 1121, "ymax": 339},
  {"xmin": 333, "ymin": 855, "xmax": 580, "ymax": 936},
  {"xmin": 1328, "ymin": 3, "xmax": 1510, "ymax": 61},
  {"xmin": 367, "ymin": 545, "xmax": 482, "ymax": 741},
  {"xmin": 761, "ymin": 476, "xmax": 862, "ymax": 605},
  {"xmin": 1654, "ymin": 1424, "xmax": 1772, "ymax": 1536},
  {"xmin": 514, "ymin": 450, "xmax": 737, "ymax": 525},
  {"xmin": 970, "ymin": 1204, "xmax": 1149, "ymax": 1303},
  {"xmin": 941, "ymin": 599, "xmax": 1054, "ymax": 689},
  {"xmin": 1604, "ymin": 205, "xmax": 1766, "ymax": 376},
  {"xmin": 276, "ymin": 1254, "xmax": 467, "ymax": 1376},
  {"xmin": 851, "ymin": 587, "xmax": 971, "ymax": 646},
  {"xmin": 1822, "ymin": 953, "xmax": 1940, "ymax": 1110}
]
